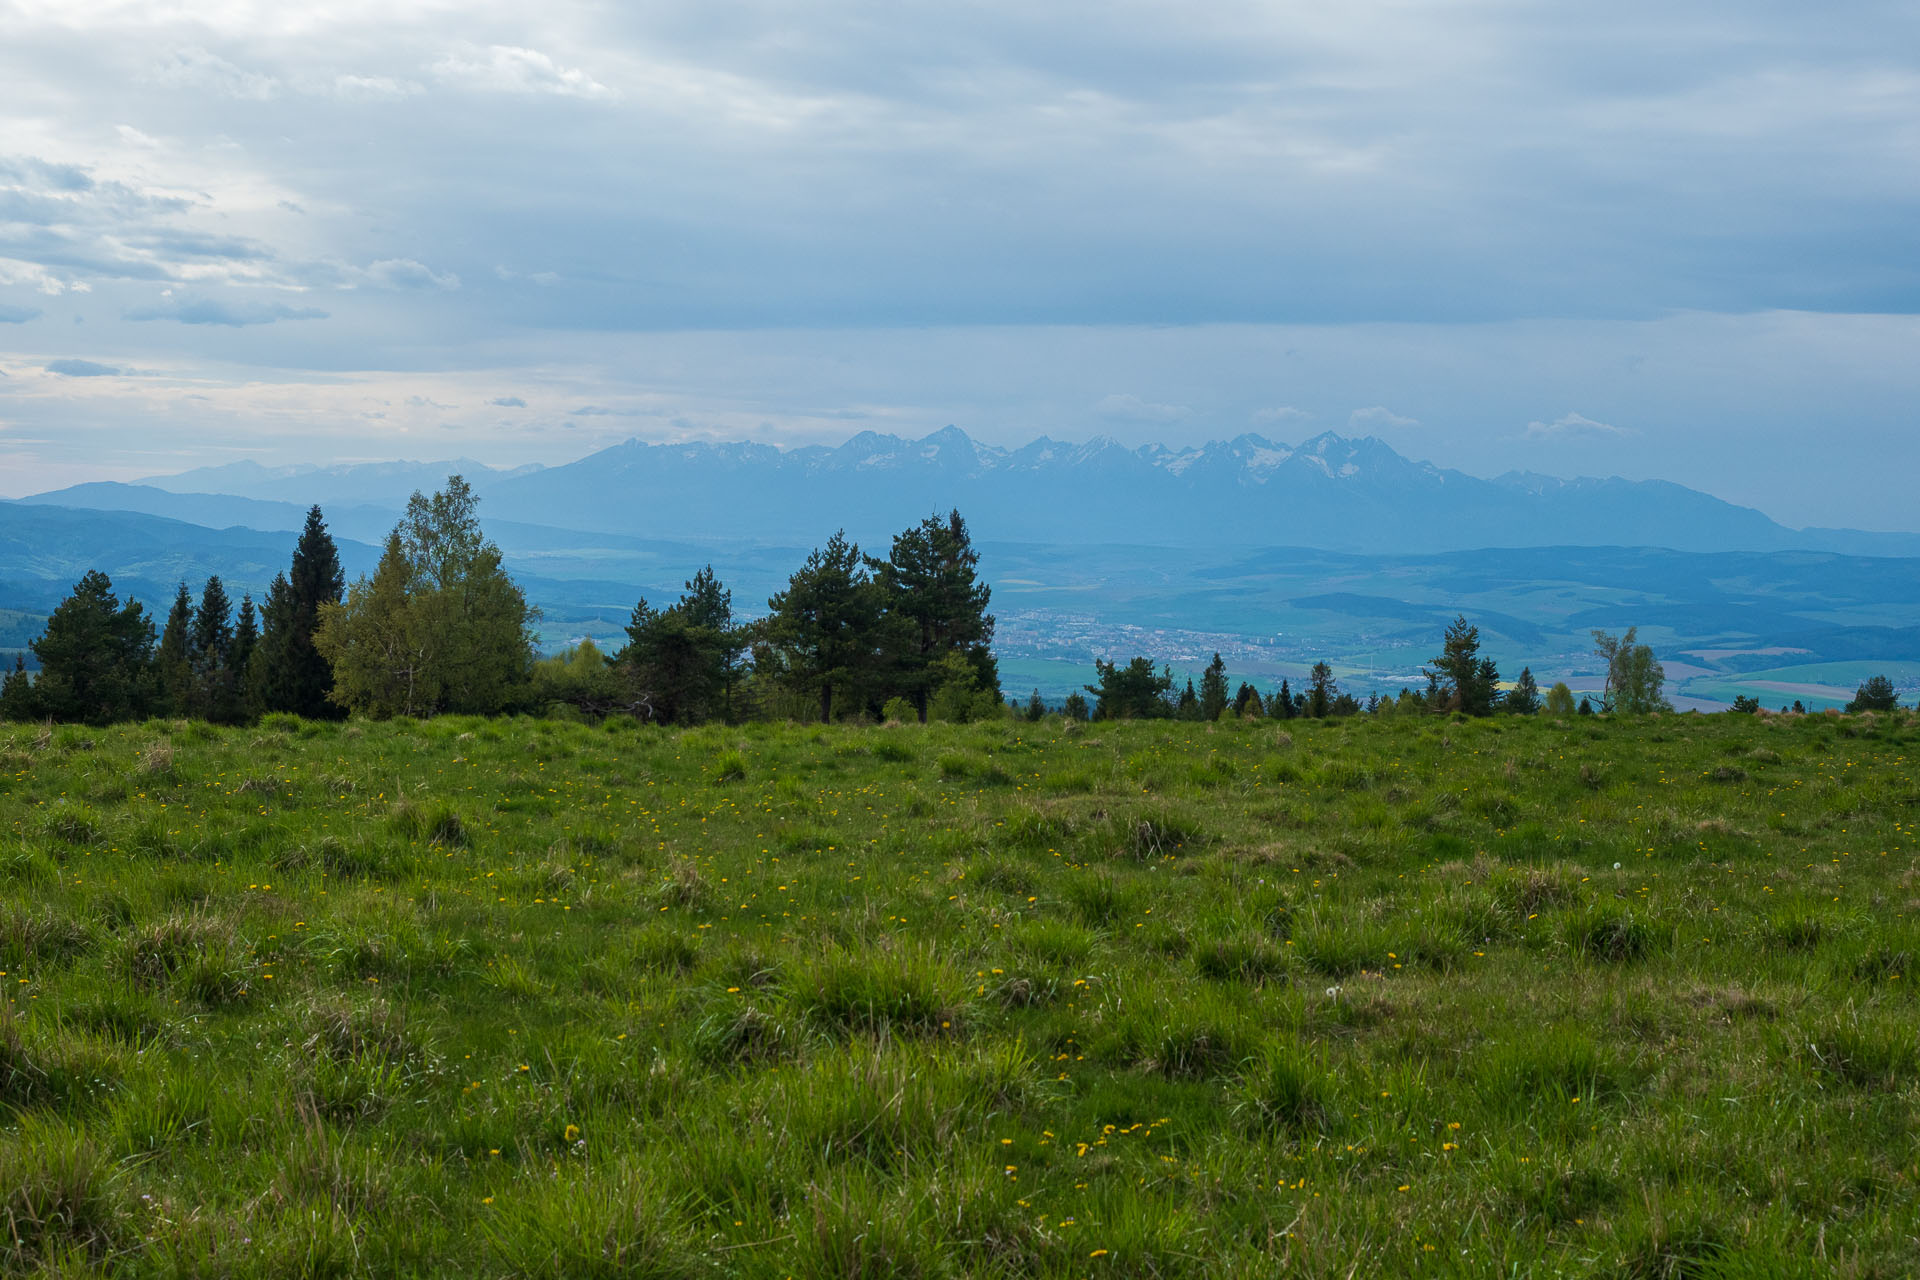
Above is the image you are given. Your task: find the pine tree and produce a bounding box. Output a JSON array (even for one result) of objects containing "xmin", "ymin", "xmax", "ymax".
[
  {"xmin": 156, "ymin": 582, "xmax": 193, "ymax": 716},
  {"xmin": 1505, "ymin": 666, "xmax": 1541, "ymax": 715},
  {"xmin": 281, "ymin": 506, "xmax": 347, "ymax": 718},
  {"xmin": 1176, "ymin": 677, "xmax": 1200, "ymax": 719},
  {"xmin": 1024, "ymin": 689, "xmax": 1047, "ymax": 722},
  {"xmin": 231, "ymin": 595, "xmax": 259, "ymax": 717},
  {"xmin": 0, "ymin": 653, "xmax": 37, "ymax": 721},
  {"xmin": 760, "ymin": 531, "xmax": 885, "ymax": 723},
  {"xmin": 1199, "ymin": 653, "xmax": 1228, "ymax": 721},
  {"xmin": 1306, "ymin": 662, "xmax": 1336, "ymax": 718},
  {"xmin": 188, "ymin": 575, "xmax": 235, "ymax": 720},
  {"xmin": 1426, "ymin": 615, "xmax": 1498, "ymax": 715},
  {"xmin": 619, "ymin": 567, "xmax": 745, "ymax": 725},
  {"xmin": 1232, "ymin": 682, "xmax": 1264, "ymax": 718},
  {"xmin": 1084, "ymin": 657, "xmax": 1173, "ymax": 721},
  {"xmin": 26, "ymin": 571, "xmax": 156, "ymax": 724},
  {"xmin": 867, "ymin": 511, "xmax": 996, "ymax": 720},
  {"xmin": 1274, "ymin": 678, "xmax": 1295, "ymax": 720}
]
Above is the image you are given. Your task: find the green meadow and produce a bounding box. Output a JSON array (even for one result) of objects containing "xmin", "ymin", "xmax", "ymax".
[{"xmin": 3, "ymin": 709, "xmax": 1919, "ymax": 1277}]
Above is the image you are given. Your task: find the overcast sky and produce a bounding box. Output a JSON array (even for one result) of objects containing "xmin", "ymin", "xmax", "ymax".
[{"xmin": 1, "ymin": 1, "xmax": 1916, "ymax": 528}]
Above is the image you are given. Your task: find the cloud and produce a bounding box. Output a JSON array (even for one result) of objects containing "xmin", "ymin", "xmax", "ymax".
[
  {"xmin": 1252, "ymin": 406, "xmax": 1309, "ymax": 424},
  {"xmin": 567, "ymin": 404, "xmax": 649, "ymax": 417},
  {"xmin": 45, "ymin": 358, "xmax": 119, "ymax": 377},
  {"xmin": 406, "ymin": 394, "xmax": 455, "ymax": 409},
  {"xmin": 430, "ymin": 46, "xmax": 616, "ymax": 100},
  {"xmin": 366, "ymin": 258, "xmax": 461, "ymax": 291},
  {"xmin": 491, "ymin": 396, "xmax": 527, "ymax": 407},
  {"xmin": 0, "ymin": 304, "xmax": 41, "ymax": 323},
  {"xmin": 1096, "ymin": 393, "xmax": 1190, "ymax": 424},
  {"xmin": 1349, "ymin": 406, "xmax": 1418, "ymax": 430},
  {"xmin": 1524, "ymin": 412, "xmax": 1636, "ymax": 440},
  {"xmin": 327, "ymin": 75, "xmax": 424, "ymax": 101},
  {"xmin": 124, "ymin": 295, "xmax": 328, "ymax": 326},
  {"xmin": 147, "ymin": 48, "xmax": 279, "ymax": 100}
]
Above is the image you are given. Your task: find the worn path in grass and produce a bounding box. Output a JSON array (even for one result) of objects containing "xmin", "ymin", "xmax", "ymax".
[{"xmin": 2, "ymin": 709, "xmax": 1918, "ymax": 1277}]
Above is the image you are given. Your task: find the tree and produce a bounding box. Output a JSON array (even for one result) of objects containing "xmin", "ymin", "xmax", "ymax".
[
  {"xmin": 25, "ymin": 571, "xmax": 155, "ymax": 724},
  {"xmin": 1024, "ymin": 689, "xmax": 1047, "ymax": 722},
  {"xmin": 1273, "ymin": 678, "xmax": 1295, "ymax": 720},
  {"xmin": 1176, "ymin": 677, "xmax": 1200, "ymax": 720},
  {"xmin": 316, "ymin": 479, "xmax": 534, "ymax": 718},
  {"xmin": 0, "ymin": 652, "xmax": 35, "ymax": 722},
  {"xmin": 1426, "ymin": 615, "xmax": 1498, "ymax": 716},
  {"xmin": 1544, "ymin": 682, "xmax": 1576, "ymax": 716},
  {"xmin": 1577, "ymin": 696, "xmax": 1595, "ymax": 716},
  {"xmin": 156, "ymin": 582, "xmax": 192, "ymax": 715},
  {"xmin": 1232, "ymin": 682, "xmax": 1264, "ymax": 718},
  {"xmin": 760, "ymin": 531, "xmax": 886, "ymax": 723},
  {"xmin": 1729, "ymin": 694, "xmax": 1761, "ymax": 714},
  {"xmin": 256, "ymin": 508, "xmax": 348, "ymax": 718},
  {"xmin": 1846, "ymin": 675, "xmax": 1899, "ymax": 713},
  {"xmin": 1592, "ymin": 627, "xmax": 1670, "ymax": 714},
  {"xmin": 1085, "ymin": 657, "xmax": 1173, "ymax": 720},
  {"xmin": 868, "ymin": 511, "xmax": 997, "ymax": 720},
  {"xmin": 1505, "ymin": 666, "xmax": 1540, "ymax": 715},
  {"xmin": 1062, "ymin": 691, "xmax": 1090, "ymax": 722},
  {"xmin": 1306, "ymin": 662, "xmax": 1337, "ymax": 718},
  {"xmin": 531, "ymin": 638, "xmax": 621, "ymax": 720},
  {"xmin": 230, "ymin": 595, "xmax": 258, "ymax": 715},
  {"xmin": 187, "ymin": 575, "xmax": 237, "ymax": 721},
  {"xmin": 1198, "ymin": 653, "xmax": 1229, "ymax": 721},
  {"xmin": 620, "ymin": 567, "xmax": 745, "ymax": 724}
]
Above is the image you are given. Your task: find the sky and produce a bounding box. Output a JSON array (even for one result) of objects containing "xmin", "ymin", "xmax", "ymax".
[{"xmin": 1, "ymin": 0, "xmax": 1916, "ymax": 529}]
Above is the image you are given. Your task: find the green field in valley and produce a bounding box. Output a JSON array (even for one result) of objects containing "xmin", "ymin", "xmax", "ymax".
[{"xmin": 3, "ymin": 709, "xmax": 1919, "ymax": 1276}]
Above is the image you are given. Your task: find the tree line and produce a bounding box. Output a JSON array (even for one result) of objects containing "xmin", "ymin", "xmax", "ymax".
[
  {"xmin": 1064, "ymin": 616, "xmax": 1674, "ymax": 722},
  {"xmin": 7, "ymin": 481, "xmax": 1902, "ymax": 726},
  {"xmin": 0, "ymin": 479, "xmax": 1002, "ymax": 729}
]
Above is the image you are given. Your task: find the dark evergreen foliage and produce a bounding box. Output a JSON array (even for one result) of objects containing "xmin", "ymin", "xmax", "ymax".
[{"xmin": 21, "ymin": 571, "xmax": 155, "ymax": 724}]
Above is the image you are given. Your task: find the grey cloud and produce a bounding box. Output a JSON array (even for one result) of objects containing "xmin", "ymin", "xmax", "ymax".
[
  {"xmin": 0, "ymin": 304, "xmax": 40, "ymax": 323},
  {"xmin": 147, "ymin": 47, "xmax": 278, "ymax": 100},
  {"xmin": 1349, "ymin": 406, "xmax": 1418, "ymax": 430},
  {"xmin": 45, "ymin": 358, "xmax": 118, "ymax": 377},
  {"xmin": 1096, "ymin": 393, "xmax": 1189, "ymax": 424},
  {"xmin": 430, "ymin": 46, "xmax": 616, "ymax": 100},
  {"xmin": 1524, "ymin": 412, "xmax": 1636, "ymax": 440},
  {"xmin": 366, "ymin": 259, "xmax": 461, "ymax": 291},
  {"xmin": 1252, "ymin": 406, "xmax": 1308, "ymax": 424},
  {"xmin": 491, "ymin": 396, "xmax": 527, "ymax": 407},
  {"xmin": 124, "ymin": 295, "xmax": 329, "ymax": 326}
]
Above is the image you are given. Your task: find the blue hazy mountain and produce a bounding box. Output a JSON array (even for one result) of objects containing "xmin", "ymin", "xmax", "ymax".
[
  {"xmin": 475, "ymin": 428, "xmax": 1920, "ymax": 555},
  {"xmin": 39, "ymin": 428, "xmax": 1916, "ymax": 556}
]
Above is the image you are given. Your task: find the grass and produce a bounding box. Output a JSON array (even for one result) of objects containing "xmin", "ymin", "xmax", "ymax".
[{"xmin": 0, "ymin": 708, "xmax": 1918, "ymax": 1275}]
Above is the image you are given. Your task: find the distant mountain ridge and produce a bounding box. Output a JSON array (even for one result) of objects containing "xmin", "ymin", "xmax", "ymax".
[{"xmin": 29, "ymin": 428, "xmax": 1920, "ymax": 556}]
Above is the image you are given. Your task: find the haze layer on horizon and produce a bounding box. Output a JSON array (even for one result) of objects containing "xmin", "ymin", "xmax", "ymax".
[{"xmin": 1, "ymin": 2, "xmax": 1916, "ymax": 531}]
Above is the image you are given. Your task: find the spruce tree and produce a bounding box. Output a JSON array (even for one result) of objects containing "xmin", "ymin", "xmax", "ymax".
[
  {"xmin": 231, "ymin": 595, "xmax": 259, "ymax": 716},
  {"xmin": 1199, "ymin": 653, "xmax": 1228, "ymax": 721},
  {"xmin": 284, "ymin": 506, "xmax": 347, "ymax": 718},
  {"xmin": 0, "ymin": 653, "xmax": 34, "ymax": 722},
  {"xmin": 27, "ymin": 571, "xmax": 156, "ymax": 724},
  {"xmin": 156, "ymin": 582, "xmax": 193, "ymax": 716},
  {"xmin": 1506, "ymin": 666, "xmax": 1541, "ymax": 715},
  {"xmin": 1307, "ymin": 662, "xmax": 1336, "ymax": 718},
  {"xmin": 1274, "ymin": 678, "xmax": 1295, "ymax": 720},
  {"xmin": 189, "ymin": 576, "xmax": 236, "ymax": 721}
]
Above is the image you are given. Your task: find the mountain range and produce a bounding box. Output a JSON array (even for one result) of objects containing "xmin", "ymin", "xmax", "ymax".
[{"xmin": 52, "ymin": 427, "xmax": 1907, "ymax": 557}]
